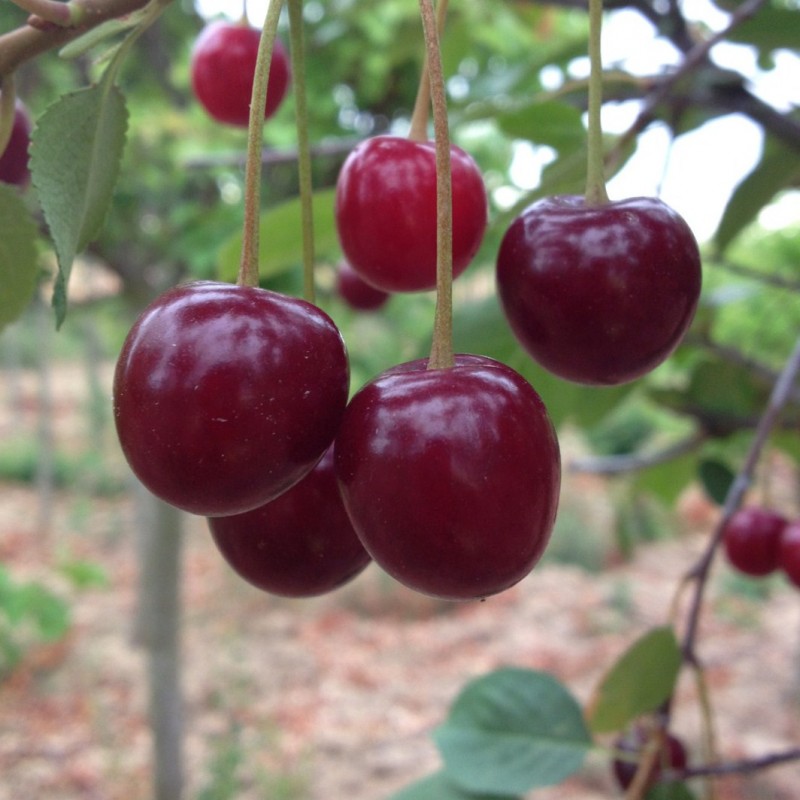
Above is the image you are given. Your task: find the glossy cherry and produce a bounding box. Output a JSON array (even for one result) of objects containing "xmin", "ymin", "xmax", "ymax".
[
  {"xmin": 612, "ymin": 726, "xmax": 688, "ymax": 792},
  {"xmin": 496, "ymin": 195, "xmax": 702, "ymax": 386},
  {"xmin": 335, "ymin": 135, "xmax": 488, "ymax": 293},
  {"xmin": 722, "ymin": 506, "xmax": 786, "ymax": 577},
  {"xmin": 335, "ymin": 260, "xmax": 390, "ymax": 312},
  {"xmin": 334, "ymin": 354, "xmax": 560, "ymax": 601},
  {"xmin": 208, "ymin": 445, "xmax": 371, "ymax": 597},
  {"xmin": 0, "ymin": 99, "xmax": 31, "ymax": 187},
  {"xmin": 113, "ymin": 281, "xmax": 349, "ymax": 517},
  {"xmin": 190, "ymin": 21, "xmax": 291, "ymax": 127},
  {"xmin": 778, "ymin": 520, "xmax": 800, "ymax": 588}
]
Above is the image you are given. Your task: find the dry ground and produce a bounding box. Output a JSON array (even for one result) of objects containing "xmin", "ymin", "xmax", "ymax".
[{"xmin": 1, "ymin": 361, "xmax": 799, "ymax": 800}]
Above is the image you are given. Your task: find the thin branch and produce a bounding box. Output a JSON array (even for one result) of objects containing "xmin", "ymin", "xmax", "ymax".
[
  {"xmin": 681, "ymin": 335, "xmax": 800, "ymax": 666},
  {"xmin": 714, "ymin": 260, "xmax": 800, "ymax": 294},
  {"xmin": 569, "ymin": 430, "xmax": 707, "ymax": 475},
  {"xmin": 669, "ymin": 747, "xmax": 800, "ymax": 780}
]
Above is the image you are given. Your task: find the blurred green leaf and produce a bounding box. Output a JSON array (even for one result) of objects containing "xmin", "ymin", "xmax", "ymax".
[
  {"xmin": 217, "ymin": 188, "xmax": 338, "ymax": 284},
  {"xmin": 495, "ymin": 101, "xmax": 585, "ymax": 152},
  {"xmin": 697, "ymin": 458, "xmax": 736, "ymax": 505},
  {"xmin": 726, "ymin": 7, "xmax": 800, "ymax": 54},
  {"xmin": 433, "ymin": 667, "xmax": 591, "ymax": 795},
  {"xmin": 588, "ymin": 626, "xmax": 682, "ymax": 733},
  {"xmin": 389, "ymin": 772, "xmax": 518, "ymax": 800},
  {"xmin": 0, "ymin": 184, "xmax": 40, "ymax": 332}
]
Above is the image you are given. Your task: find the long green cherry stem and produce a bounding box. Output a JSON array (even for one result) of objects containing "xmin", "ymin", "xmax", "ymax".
[
  {"xmin": 287, "ymin": 0, "xmax": 315, "ymax": 304},
  {"xmin": 408, "ymin": 0, "xmax": 449, "ymax": 143},
  {"xmin": 419, "ymin": 0, "xmax": 454, "ymax": 371},
  {"xmin": 237, "ymin": 0, "xmax": 286, "ymax": 288},
  {"xmin": 585, "ymin": 0, "xmax": 609, "ymax": 206}
]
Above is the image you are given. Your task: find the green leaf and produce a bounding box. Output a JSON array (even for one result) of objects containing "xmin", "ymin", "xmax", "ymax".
[
  {"xmin": 727, "ymin": 7, "xmax": 800, "ymax": 54},
  {"xmin": 495, "ymin": 101, "xmax": 585, "ymax": 152},
  {"xmin": 217, "ymin": 188, "xmax": 339, "ymax": 284},
  {"xmin": 697, "ymin": 458, "xmax": 735, "ymax": 505},
  {"xmin": 433, "ymin": 667, "xmax": 592, "ymax": 796},
  {"xmin": 713, "ymin": 138, "xmax": 800, "ymax": 255},
  {"xmin": 30, "ymin": 79, "xmax": 128, "ymax": 327},
  {"xmin": 633, "ymin": 452, "xmax": 698, "ymax": 506},
  {"xmin": 0, "ymin": 183, "xmax": 40, "ymax": 331},
  {"xmin": 588, "ymin": 626, "xmax": 682, "ymax": 734},
  {"xmin": 389, "ymin": 771, "xmax": 518, "ymax": 800},
  {"xmin": 648, "ymin": 782, "xmax": 698, "ymax": 800}
]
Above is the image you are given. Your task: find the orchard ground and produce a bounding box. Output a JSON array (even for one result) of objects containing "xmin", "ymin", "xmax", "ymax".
[{"xmin": 1, "ymin": 341, "xmax": 800, "ymax": 799}]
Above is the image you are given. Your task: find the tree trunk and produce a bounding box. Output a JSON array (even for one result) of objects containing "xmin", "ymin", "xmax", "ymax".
[{"xmin": 132, "ymin": 485, "xmax": 185, "ymax": 800}]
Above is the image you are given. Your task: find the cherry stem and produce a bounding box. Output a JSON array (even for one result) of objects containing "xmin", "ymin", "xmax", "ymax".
[
  {"xmin": 408, "ymin": 0, "xmax": 448, "ymax": 142},
  {"xmin": 584, "ymin": 0, "xmax": 609, "ymax": 206},
  {"xmin": 287, "ymin": 0, "xmax": 315, "ymax": 304},
  {"xmin": 0, "ymin": 77, "xmax": 16, "ymax": 157},
  {"xmin": 237, "ymin": 0, "xmax": 286, "ymax": 288},
  {"xmin": 9, "ymin": 0, "xmax": 76, "ymax": 26},
  {"xmin": 418, "ymin": 0, "xmax": 454, "ymax": 371}
]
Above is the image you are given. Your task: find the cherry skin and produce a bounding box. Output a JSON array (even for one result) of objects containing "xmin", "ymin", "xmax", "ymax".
[
  {"xmin": 335, "ymin": 260, "xmax": 390, "ymax": 312},
  {"xmin": 496, "ymin": 195, "xmax": 702, "ymax": 386},
  {"xmin": 0, "ymin": 100, "xmax": 32, "ymax": 187},
  {"xmin": 208, "ymin": 445, "xmax": 371, "ymax": 597},
  {"xmin": 334, "ymin": 354, "xmax": 560, "ymax": 601},
  {"xmin": 722, "ymin": 506, "xmax": 786, "ymax": 577},
  {"xmin": 778, "ymin": 520, "xmax": 800, "ymax": 588},
  {"xmin": 113, "ymin": 281, "xmax": 349, "ymax": 517},
  {"xmin": 190, "ymin": 21, "xmax": 291, "ymax": 127},
  {"xmin": 335, "ymin": 135, "xmax": 487, "ymax": 293},
  {"xmin": 612, "ymin": 727, "xmax": 688, "ymax": 792}
]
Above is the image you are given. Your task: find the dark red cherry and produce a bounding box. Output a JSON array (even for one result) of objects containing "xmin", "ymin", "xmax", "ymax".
[
  {"xmin": 335, "ymin": 135, "xmax": 487, "ymax": 293},
  {"xmin": 334, "ymin": 354, "xmax": 560, "ymax": 601},
  {"xmin": 612, "ymin": 727, "xmax": 688, "ymax": 792},
  {"xmin": 190, "ymin": 21, "xmax": 291, "ymax": 127},
  {"xmin": 0, "ymin": 99, "xmax": 31, "ymax": 187},
  {"xmin": 779, "ymin": 520, "xmax": 800, "ymax": 589},
  {"xmin": 722, "ymin": 506, "xmax": 786, "ymax": 577},
  {"xmin": 335, "ymin": 260, "xmax": 390, "ymax": 311},
  {"xmin": 496, "ymin": 195, "xmax": 702, "ymax": 385},
  {"xmin": 208, "ymin": 445, "xmax": 371, "ymax": 597},
  {"xmin": 113, "ymin": 281, "xmax": 349, "ymax": 517}
]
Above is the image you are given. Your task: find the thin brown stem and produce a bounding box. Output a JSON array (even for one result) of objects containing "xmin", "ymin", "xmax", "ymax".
[
  {"xmin": 419, "ymin": 0, "xmax": 453, "ymax": 371},
  {"xmin": 408, "ymin": 0, "xmax": 448, "ymax": 142}
]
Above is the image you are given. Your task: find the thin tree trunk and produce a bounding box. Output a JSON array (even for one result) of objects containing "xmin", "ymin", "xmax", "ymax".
[{"xmin": 132, "ymin": 485, "xmax": 185, "ymax": 800}]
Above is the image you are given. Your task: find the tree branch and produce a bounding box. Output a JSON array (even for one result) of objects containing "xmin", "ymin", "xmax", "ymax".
[{"xmin": 669, "ymin": 747, "xmax": 800, "ymax": 780}]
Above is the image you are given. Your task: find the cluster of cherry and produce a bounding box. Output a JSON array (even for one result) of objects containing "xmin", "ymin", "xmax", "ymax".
[{"xmin": 723, "ymin": 506, "xmax": 800, "ymax": 588}]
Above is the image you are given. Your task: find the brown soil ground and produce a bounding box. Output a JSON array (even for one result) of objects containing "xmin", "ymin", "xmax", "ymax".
[{"xmin": 1, "ymin": 361, "xmax": 799, "ymax": 800}]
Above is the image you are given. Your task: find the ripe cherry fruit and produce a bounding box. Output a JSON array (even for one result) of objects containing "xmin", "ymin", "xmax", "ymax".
[
  {"xmin": 190, "ymin": 20, "xmax": 291, "ymax": 127},
  {"xmin": 335, "ymin": 135, "xmax": 488, "ymax": 293},
  {"xmin": 778, "ymin": 520, "xmax": 800, "ymax": 589},
  {"xmin": 209, "ymin": 445, "xmax": 371, "ymax": 597},
  {"xmin": 0, "ymin": 99, "xmax": 32, "ymax": 187},
  {"xmin": 612, "ymin": 726, "xmax": 688, "ymax": 793},
  {"xmin": 113, "ymin": 281, "xmax": 349, "ymax": 517},
  {"xmin": 335, "ymin": 260, "xmax": 390, "ymax": 312},
  {"xmin": 334, "ymin": 354, "xmax": 560, "ymax": 601},
  {"xmin": 496, "ymin": 195, "xmax": 702, "ymax": 386},
  {"xmin": 722, "ymin": 506, "xmax": 787, "ymax": 577}
]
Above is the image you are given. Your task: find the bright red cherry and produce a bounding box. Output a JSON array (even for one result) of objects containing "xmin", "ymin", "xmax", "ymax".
[
  {"xmin": 335, "ymin": 260, "xmax": 390, "ymax": 311},
  {"xmin": 190, "ymin": 21, "xmax": 291, "ymax": 127},
  {"xmin": 208, "ymin": 445, "xmax": 371, "ymax": 597},
  {"xmin": 334, "ymin": 354, "xmax": 560, "ymax": 601},
  {"xmin": 0, "ymin": 99, "xmax": 31, "ymax": 187},
  {"xmin": 612, "ymin": 727, "xmax": 688, "ymax": 792},
  {"xmin": 335, "ymin": 135, "xmax": 488, "ymax": 293},
  {"xmin": 722, "ymin": 506, "xmax": 786, "ymax": 577},
  {"xmin": 778, "ymin": 520, "xmax": 800, "ymax": 588},
  {"xmin": 496, "ymin": 195, "xmax": 702, "ymax": 385},
  {"xmin": 113, "ymin": 281, "xmax": 349, "ymax": 517}
]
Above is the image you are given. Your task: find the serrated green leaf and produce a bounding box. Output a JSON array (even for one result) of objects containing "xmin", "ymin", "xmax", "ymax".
[
  {"xmin": 697, "ymin": 458, "xmax": 735, "ymax": 505},
  {"xmin": 714, "ymin": 138, "xmax": 800, "ymax": 255},
  {"xmin": 30, "ymin": 80, "xmax": 128, "ymax": 327},
  {"xmin": 388, "ymin": 771, "xmax": 518, "ymax": 800},
  {"xmin": 588, "ymin": 626, "xmax": 682, "ymax": 734},
  {"xmin": 433, "ymin": 667, "xmax": 591, "ymax": 796},
  {"xmin": 0, "ymin": 183, "xmax": 40, "ymax": 331},
  {"xmin": 217, "ymin": 188, "xmax": 339, "ymax": 284}
]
